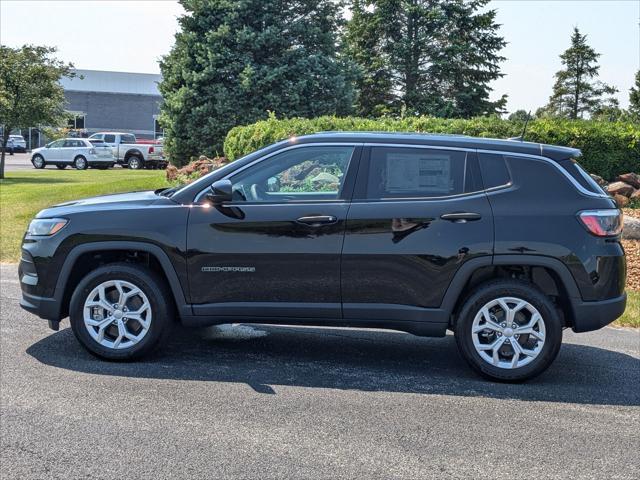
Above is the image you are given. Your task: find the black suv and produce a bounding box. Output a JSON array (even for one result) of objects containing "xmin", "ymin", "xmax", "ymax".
[{"xmin": 19, "ymin": 133, "xmax": 627, "ymax": 381}]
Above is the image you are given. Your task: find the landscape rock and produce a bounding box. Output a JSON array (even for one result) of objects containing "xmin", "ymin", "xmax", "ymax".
[
  {"xmin": 607, "ymin": 181, "xmax": 635, "ymax": 197},
  {"xmin": 631, "ymin": 189, "xmax": 640, "ymax": 200},
  {"xmin": 613, "ymin": 194, "xmax": 630, "ymax": 208},
  {"xmin": 590, "ymin": 174, "xmax": 607, "ymax": 187},
  {"xmin": 618, "ymin": 172, "xmax": 640, "ymax": 189},
  {"xmin": 623, "ymin": 216, "xmax": 640, "ymax": 240}
]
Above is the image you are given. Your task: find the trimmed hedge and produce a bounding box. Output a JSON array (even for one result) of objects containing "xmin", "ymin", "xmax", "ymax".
[{"xmin": 224, "ymin": 114, "xmax": 640, "ymax": 180}]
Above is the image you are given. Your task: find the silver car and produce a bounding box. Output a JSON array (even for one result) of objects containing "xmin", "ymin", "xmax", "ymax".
[{"xmin": 30, "ymin": 138, "xmax": 115, "ymax": 170}]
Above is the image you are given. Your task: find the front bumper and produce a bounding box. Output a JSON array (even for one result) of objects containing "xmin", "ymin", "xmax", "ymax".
[{"xmin": 571, "ymin": 293, "xmax": 627, "ymax": 332}]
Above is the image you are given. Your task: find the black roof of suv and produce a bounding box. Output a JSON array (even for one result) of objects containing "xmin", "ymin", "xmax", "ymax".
[{"xmin": 292, "ymin": 132, "xmax": 581, "ymax": 161}]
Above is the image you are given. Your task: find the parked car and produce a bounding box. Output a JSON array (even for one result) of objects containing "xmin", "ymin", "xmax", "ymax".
[
  {"xmin": 30, "ymin": 138, "xmax": 115, "ymax": 170},
  {"xmin": 1, "ymin": 134, "xmax": 27, "ymax": 155},
  {"xmin": 88, "ymin": 132, "xmax": 167, "ymax": 170},
  {"xmin": 18, "ymin": 133, "xmax": 626, "ymax": 381},
  {"xmin": 9, "ymin": 134, "xmax": 27, "ymax": 153}
]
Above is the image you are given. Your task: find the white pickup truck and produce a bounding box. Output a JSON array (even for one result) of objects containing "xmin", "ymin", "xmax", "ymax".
[{"xmin": 88, "ymin": 132, "xmax": 167, "ymax": 170}]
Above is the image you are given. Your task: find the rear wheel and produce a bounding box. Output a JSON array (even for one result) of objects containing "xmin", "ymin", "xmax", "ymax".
[
  {"xmin": 127, "ymin": 155, "xmax": 143, "ymax": 170},
  {"xmin": 454, "ymin": 280, "xmax": 562, "ymax": 382},
  {"xmin": 31, "ymin": 154, "xmax": 45, "ymax": 169},
  {"xmin": 69, "ymin": 263, "xmax": 173, "ymax": 360},
  {"xmin": 73, "ymin": 155, "xmax": 88, "ymax": 170}
]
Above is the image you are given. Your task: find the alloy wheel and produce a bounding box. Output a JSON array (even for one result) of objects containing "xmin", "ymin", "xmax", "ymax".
[
  {"xmin": 471, "ymin": 297, "xmax": 546, "ymax": 369},
  {"xmin": 83, "ymin": 279, "xmax": 152, "ymax": 349}
]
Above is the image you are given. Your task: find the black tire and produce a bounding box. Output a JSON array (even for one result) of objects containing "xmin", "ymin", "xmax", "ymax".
[
  {"xmin": 31, "ymin": 154, "xmax": 46, "ymax": 169},
  {"xmin": 454, "ymin": 279, "xmax": 563, "ymax": 382},
  {"xmin": 73, "ymin": 155, "xmax": 88, "ymax": 170},
  {"xmin": 127, "ymin": 155, "xmax": 143, "ymax": 170},
  {"xmin": 69, "ymin": 263, "xmax": 174, "ymax": 361},
  {"xmin": 56, "ymin": 164, "xmax": 67, "ymax": 170}
]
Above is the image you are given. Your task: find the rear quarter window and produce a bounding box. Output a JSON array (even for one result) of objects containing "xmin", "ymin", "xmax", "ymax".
[
  {"xmin": 478, "ymin": 153, "xmax": 511, "ymax": 189},
  {"xmin": 558, "ymin": 159, "xmax": 606, "ymax": 195}
]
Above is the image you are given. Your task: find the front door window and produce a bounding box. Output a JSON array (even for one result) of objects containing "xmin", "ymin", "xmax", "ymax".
[{"xmin": 229, "ymin": 146, "xmax": 355, "ymax": 202}]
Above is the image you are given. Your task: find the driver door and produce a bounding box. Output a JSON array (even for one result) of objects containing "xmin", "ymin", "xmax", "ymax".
[
  {"xmin": 187, "ymin": 144, "xmax": 361, "ymax": 319},
  {"xmin": 45, "ymin": 139, "xmax": 65, "ymax": 161}
]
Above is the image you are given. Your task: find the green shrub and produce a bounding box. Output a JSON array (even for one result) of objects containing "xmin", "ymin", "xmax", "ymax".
[{"xmin": 224, "ymin": 114, "xmax": 640, "ymax": 180}]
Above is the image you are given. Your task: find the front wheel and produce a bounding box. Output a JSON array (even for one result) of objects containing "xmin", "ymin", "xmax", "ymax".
[
  {"xmin": 69, "ymin": 263, "xmax": 174, "ymax": 360},
  {"xmin": 454, "ymin": 280, "xmax": 562, "ymax": 382},
  {"xmin": 31, "ymin": 154, "xmax": 45, "ymax": 169}
]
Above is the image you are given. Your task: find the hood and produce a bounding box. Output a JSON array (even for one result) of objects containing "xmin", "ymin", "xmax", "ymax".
[{"xmin": 36, "ymin": 190, "xmax": 168, "ymax": 218}]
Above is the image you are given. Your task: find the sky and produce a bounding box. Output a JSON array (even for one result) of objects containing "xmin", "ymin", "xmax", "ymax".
[{"xmin": 1, "ymin": 0, "xmax": 638, "ymax": 113}]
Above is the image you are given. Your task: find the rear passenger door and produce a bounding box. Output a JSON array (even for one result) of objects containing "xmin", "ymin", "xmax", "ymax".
[{"xmin": 341, "ymin": 145, "xmax": 493, "ymax": 322}]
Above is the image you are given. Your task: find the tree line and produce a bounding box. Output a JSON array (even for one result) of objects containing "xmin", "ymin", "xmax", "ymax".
[
  {"xmin": 1, "ymin": 0, "xmax": 638, "ymax": 177},
  {"xmin": 158, "ymin": 0, "xmax": 639, "ymax": 161}
]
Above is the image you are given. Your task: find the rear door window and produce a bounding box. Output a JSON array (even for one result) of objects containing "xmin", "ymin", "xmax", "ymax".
[{"xmin": 360, "ymin": 147, "xmax": 479, "ymax": 199}]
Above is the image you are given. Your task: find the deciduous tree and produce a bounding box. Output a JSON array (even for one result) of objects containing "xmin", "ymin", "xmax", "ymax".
[{"xmin": 0, "ymin": 45, "xmax": 73, "ymax": 179}]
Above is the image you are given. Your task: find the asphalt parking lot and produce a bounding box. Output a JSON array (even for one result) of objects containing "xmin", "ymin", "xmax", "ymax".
[
  {"xmin": 1, "ymin": 263, "xmax": 639, "ymax": 479},
  {"xmin": 2, "ymin": 153, "xmax": 36, "ymax": 171}
]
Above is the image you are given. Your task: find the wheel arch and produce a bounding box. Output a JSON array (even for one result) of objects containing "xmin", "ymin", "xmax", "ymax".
[
  {"xmin": 55, "ymin": 241, "xmax": 190, "ymax": 320},
  {"xmin": 124, "ymin": 149, "xmax": 144, "ymax": 161},
  {"xmin": 443, "ymin": 255, "xmax": 581, "ymax": 328}
]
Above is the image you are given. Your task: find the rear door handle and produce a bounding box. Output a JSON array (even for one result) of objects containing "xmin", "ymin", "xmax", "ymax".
[
  {"xmin": 296, "ymin": 215, "xmax": 338, "ymax": 226},
  {"xmin": 440, "ymin": 212, "xmax": 482, "ymax": 223}
]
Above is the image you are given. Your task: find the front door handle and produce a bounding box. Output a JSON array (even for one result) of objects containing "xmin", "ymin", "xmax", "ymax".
[
  {"xmin": 296, "ymin": 215, "xmax": 338, "ymax": 226},
  {"xmin": 440, "ymin": 212, "xmax": 482, "ymax": 223}
]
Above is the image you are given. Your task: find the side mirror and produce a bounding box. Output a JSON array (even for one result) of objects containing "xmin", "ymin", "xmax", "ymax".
[{"xmin": 206, "ymin": 179, "xmax": 233, "ymax": 205}]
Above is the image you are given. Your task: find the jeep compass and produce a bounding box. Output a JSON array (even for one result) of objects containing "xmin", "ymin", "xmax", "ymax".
[{"xmin": 19, "ymin": 133, "xmax": 627, "ymax": 381}]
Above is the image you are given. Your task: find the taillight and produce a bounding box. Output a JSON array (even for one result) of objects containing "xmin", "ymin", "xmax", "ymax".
[
  {"xmin": 577, "ymin": 209, "xmax": 623, "ymax": 237},
  {"xmin": 149, "ymin": 146, "xmax": 154, "ymax": 153}
]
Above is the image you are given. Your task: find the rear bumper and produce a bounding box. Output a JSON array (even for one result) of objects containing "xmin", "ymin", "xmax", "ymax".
[{"xmin": 571, "ymin": 293, "xmax": 627, "ymax": 333}]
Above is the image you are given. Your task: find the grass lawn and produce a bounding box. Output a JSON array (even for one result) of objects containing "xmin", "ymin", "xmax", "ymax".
[
  {"xmin": 1, "ymin": 169, "xmax": 637, "ymax": 327},
  {"xmin": 0, "ymin": 169, "xmax": 166, "ymax": 262},
  {"xmin": 617, "ymin": 290, "xmax": 639, "ymax": 328}
]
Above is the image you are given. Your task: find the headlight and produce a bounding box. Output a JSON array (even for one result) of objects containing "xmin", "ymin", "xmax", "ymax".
[{"xmin": 27, "ymin": 218, "xmax": 68, "ymax": 236}]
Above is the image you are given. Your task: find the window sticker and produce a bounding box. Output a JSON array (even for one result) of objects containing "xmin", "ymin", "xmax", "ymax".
[{"xmin": 385, "ymin": 153, "xmax": 451, "ymax": 194}]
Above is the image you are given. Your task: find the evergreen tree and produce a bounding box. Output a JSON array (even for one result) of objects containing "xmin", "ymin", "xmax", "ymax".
[
  {"xmin": 345, "ymin": 0, "xmax": 506, "ymax": 118},
  {"xmin": 160, "ymin": 0, "xmax": 355, "ymax": 162},
  {"xmin": 629, "ymin": 70, "xmax": 640, "ymax": 120},
  {"xmin": 544, "ymin": 27, "xmax": 617, "ymax": 119},
  {"xmin": 344, "ymin": 0, "xmax": 395, "ymax": 116}
]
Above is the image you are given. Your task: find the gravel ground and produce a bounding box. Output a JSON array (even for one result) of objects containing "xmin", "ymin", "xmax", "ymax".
[
  {"xmin": 1, "ymin": 264, "xmax": 639, "ymax": 479},
  {"xmin": 623, "ymin": 209, "xmax": 639, "ymax": 290}
]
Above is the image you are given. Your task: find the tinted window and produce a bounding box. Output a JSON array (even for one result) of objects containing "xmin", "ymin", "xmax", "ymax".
[
  {"xmin": 479, "ymin": 153, "xmax": 511, "ymax": 189},
  {"xmin": 559, "ymin": 159, "xmax": 606, "ymax": 195},
  {"xmin": 229, "ymin": 146, "xmax": 355, "ymax": 202},
  {"xmin": 120, "ymin": 134, "xmax": 136, "ymax": 143},
  {"xmin": 364, "ymin": 147, "xmax": 475, "ymax": 199},
  {"xmin": 104, "ymin": 134, "xmax": 116, "ymax": 143}
]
